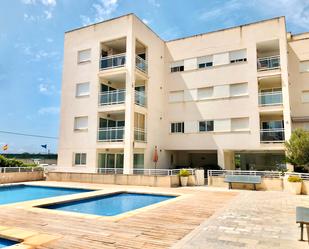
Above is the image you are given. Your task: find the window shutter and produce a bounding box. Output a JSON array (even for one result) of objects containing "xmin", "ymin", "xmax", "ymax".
[
  {"xmin": 184, "ymin": 121, "xmax": 198, "ymax": 133},
  {"xmin": 214, "ymin": 119, "xmax": 231, "ymax": 132},
  {"xmin": 213, "ymin": 85, "xmax": 229, "ymax": 98},
  {"xmin": 229, "ymin": 49, "xmax": 246, "ymax": 61},
  {"xmin": 184, "ymin": 89, "xmax": 197, "ymax": 101},
  {"xmin": 78, "ymin": 49, "xmax": 91, "ymax": 63},
  {"xmin": 74, "ymin": 117, "xmax": 88, "ymax": 130},
  {"xmin": 213, "ymin": 52, "xmax": 229, "ymax": 66},
  {"xmin": 171, "ymin": 60, "xmax": 184, "ymax": 68},
  {"xmin": 197, "ymin": 55, "xmax": 213, "ymax": 64},
  {"xmin": 300, "ymin": 61, "xmax": 309, "ymax": 72},
  {"xmin": 198, "ymin": 87, "xmax": 213, "ymax": 100},
  {"xmin": 230, "ymin": 83, "xmax": 248, "ymax": 97},
  {"xmin": 184, "ymin": 58, "xmax": 197, "ymax": 71},
  {"xmin": 76, "ymin": 82, "xmax": 90, "ymax": 97},
  {"xmin": 231, "ymin": 118, "xmax": 249, "ymax": 131},
  {"xmin": 302, "ymin": 91, "xmax": 309, "ymax": 103}
]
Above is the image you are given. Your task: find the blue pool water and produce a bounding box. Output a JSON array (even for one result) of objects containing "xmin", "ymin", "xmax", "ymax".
[
  {"xmin": 0, "ymin": 185, "xmax": 91, "ymax": 205},
  {"xmin": 0, "ymin": 238, "xmax": 18, "ymax": 248},
  {"xmin": 43, "ymin": 193, "xmax": 175, "ymax": 216}
]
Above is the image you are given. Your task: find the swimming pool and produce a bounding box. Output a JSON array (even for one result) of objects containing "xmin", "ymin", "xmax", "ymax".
[
  {"xmin": 0, "ymin": 185, "xmax": 92, "ymax": 205},
  {"xmin": 42, "ymin": 192, "xmax": 175, "ymax": 216},
  {"xmin": 0, "ymin": 238, "xmax": 18, "ymax": 248}
]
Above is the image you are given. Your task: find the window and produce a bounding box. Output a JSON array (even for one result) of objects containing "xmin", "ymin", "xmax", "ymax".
[
  {"xmin": 300, "ymin": 61, "xmax": 309, "ymax": 73},
  {"xmin": 76, "ymin": 82, "xmax": 90, "ymax": 97},
  {"xmin": 213, "ymin": 85, "xmax": 229, "ymax": 98},
  {"xmin": 197, "ymin": 55, "xmax": 213, "ymax": 68},
  {"xmin": 198, "ymin": 87, "xmax": 213, "ymax": 100},
  {"xmin": 74, "ymin": 116, "xmax": 88, "ymax": 130},
  {"xmin": 230, "ymin": 83, "xmax": 248, "ymax": 97},
  {"xmin": 199, "ymin": 121, "xmax": 214, "ymax": 132},
  {"xmin": 229, "ymin": 49, "xmax": 247, "ymax": 63},
  {"xmin": 302, "ymin": 91, "xmax": 309, "ymax": 103},
  {"xmin": 262, "ymin": 120, "xmax": 284, "ymax": 129},
  {"xmin": 213, "ymin": 53, "xmax": 229, "ymax": 66},
  {"xmin": 171, "ymin": 122, "xmax": 184, "ymax": 133},
  {"xmin": 134, "ymin": 154, "xmax": 144, "ymax": 169},
  {"xmin": 184, "ymin": 58, "xmax": 197, "ymax": 71},
  {"xmin": 171, "ymin": 61, "xmax": 184, "ymax": 72},
  {"xmin": 231, "ymin": 118, "xmax": 249, "ymax": 131},
  {"xmin": 74, "ymin": 153, "xmax": 86, "ymax": 165},
  {"xmin": 304, "ymin": 123, "xmax": 309, "ymax": 131},
  {"xmin": 214, "ymin": 119, "xmax": 231, "ymax": 132},
  {"xmin": 78, "ymin": 49, "xmax": 91, "ymax": 63},
  {"xmin": 169, "ymin": 90, "xmax": 184, "ymax": 102}
]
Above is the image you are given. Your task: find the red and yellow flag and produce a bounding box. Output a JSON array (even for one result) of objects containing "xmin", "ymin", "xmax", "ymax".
[{"xmin": 2, "ymin": 144, "xmax": 8, "ymax": 151}]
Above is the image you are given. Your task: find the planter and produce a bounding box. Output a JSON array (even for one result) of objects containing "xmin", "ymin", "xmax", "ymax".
[
  {"xmin": 286, "ymin": 181, "xmax": 302, "ymax": 195},
  {"xmin": 180, "ymin": 176, "xmax": 188, "ymax": 187}
]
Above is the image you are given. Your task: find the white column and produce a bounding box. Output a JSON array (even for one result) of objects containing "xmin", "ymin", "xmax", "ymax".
[{"xmin": 123, "ymin": 27, "xmax": 135, "ymax": 174}]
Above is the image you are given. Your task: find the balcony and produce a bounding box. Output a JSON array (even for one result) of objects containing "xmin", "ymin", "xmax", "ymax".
[
  {"xmin": 260, "ymin": 128, "xmax": 285, "ymax": 143},
  {"xmin": 136, "ymin": 55, "xmax": 148, "ymax": 73},
  {"xmin": 98, "ymin": 127, "xmax": 124, "ymax": 142},
  {"xmin": 258, "ymin": 91, "xmax": 283, "ymax": 106},
  {"xmin": 134, "ymin": 128, "xmax": 146, "ymax": 142},
  {"xmin": 135, "ymin": 90, "xmax": 146, "ymax": 107},
  {"xmin": 100, "ymin": 53, "xmax": 126, "ymax": 71},
  {"xmin": 257, "ymin": 55, "xmax": 280, "ymax": 71},
  {"xmin": 99, "ymin": 90, "xmax": 125, "ymax": 106}
]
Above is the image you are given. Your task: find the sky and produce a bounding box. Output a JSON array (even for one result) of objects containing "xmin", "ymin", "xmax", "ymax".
[{"xmin": 0, "ymin": 0, "xmax": 309, "ymax": 154}]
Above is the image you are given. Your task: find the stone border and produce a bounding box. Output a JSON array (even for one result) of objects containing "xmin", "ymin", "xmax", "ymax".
[{"xmin": 0, "ymin": 225, "xmax": 61, "ymax": 249}]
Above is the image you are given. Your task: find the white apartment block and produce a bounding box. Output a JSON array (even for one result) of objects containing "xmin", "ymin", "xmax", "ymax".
[{"xmin": 57, "ymin": 14, "xmax": 309, "ymax": 173}]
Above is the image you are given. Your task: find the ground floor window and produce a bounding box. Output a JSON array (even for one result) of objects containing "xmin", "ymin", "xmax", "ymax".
[
  {"xmin": 98, "ymin": 153, "xmax": 124, "ymax": 168},
  {"xmin": 134, "ymin": 154, "xmax": 144, "ymax": 169},
  {"xmin": 74, "ymin": 153, "xmax": 87, "ymax": 165}
]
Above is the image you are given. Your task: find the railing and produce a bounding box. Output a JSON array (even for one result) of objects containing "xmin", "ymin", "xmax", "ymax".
[
  {"xmin": 208, "ymin": 170, "xmax": 282, "ymax": 178},
  {"xmin": 208, "ymin": 170, "xmax": 309, "ymax": 181},
  {"xmin": 98, "ymin": 127, "xmax": 124, "ymax": 142},
  {"xmin": 99, "ymin": 89, "xmax": 125, "ymax": 106},
  {"xmin": 0, "ymin": 167, "xmax": 43, "ymax": 173},
  {"xmin": 135, "ymin": 90, "xmax": 146, "ymax": 107},
  {"xmin": 260, "ymin": 128, "xmax": 285, "ymax": 142},
  {"xmin": 136, "ymin": 55, "xmax": 148, "ymax": 73},
  {"xmin": 259, "ymin": 91, "xmax": 283, "ymax": 106},
  {"xmin": 100, "ymin": 53, "xmax": 126, "ymax": 70},
  {"xmin": 44, "ymin": 166, "xmax": 195, "ymax": 176},
  {"xmin": 257, "ymin": 55, "xmax": 280, "ymax": 71},
  {"xmin": 129, "ymin": 168, "xmax": 195, "ymax": 176},
  {"xmin": 134, "ymin": 128, "xmax": 147, "ymax": 142}
]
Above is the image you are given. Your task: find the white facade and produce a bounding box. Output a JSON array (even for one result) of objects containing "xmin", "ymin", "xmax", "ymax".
[{"xmin": 58, "ymin": 14, "xmax": 309, "ymax": 173}]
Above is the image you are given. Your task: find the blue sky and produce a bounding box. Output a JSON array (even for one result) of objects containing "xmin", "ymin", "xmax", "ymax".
[{"xmin": 0, "ymin": 0, "xmax": 309, "ymax": 154}]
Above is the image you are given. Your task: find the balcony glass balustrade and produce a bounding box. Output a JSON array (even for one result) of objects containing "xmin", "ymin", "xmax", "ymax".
[
  {"xmin": 100, "ymin": 53, "xmax": 126, "ymax": 70},
  {"xmin": 98, "ymin": 127, "xmax": 124, "ymax": 142},
  {"xmin": 258, "ymin": 91, "xmax": 283, "ymax": 106},
  {"xmin": 257, "ymin": 55, "xmax": 280, "ymax": 71}
]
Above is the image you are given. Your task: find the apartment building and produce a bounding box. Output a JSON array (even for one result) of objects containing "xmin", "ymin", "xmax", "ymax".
[{"xmin": 57, "ymin": 14, "xmax": 309, "ymax": 173}]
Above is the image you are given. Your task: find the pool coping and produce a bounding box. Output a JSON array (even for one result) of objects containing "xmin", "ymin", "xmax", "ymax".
[{"xmin": 2, "ymin": 183, "xmax": 192, "ymax": 222}]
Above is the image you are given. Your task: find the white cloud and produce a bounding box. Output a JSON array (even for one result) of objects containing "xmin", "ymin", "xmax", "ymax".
[
  {"xmin": 46, "ymin": 37, "xmax": 53, "ymax": 43},
  {"xmin": 142, "ymin": 18, "xmax": 150, "ymax": 25},
  {"xmin": 44, "ymin": 10, "xmax": 52, "ymax": 19},
  {"xmin": 21, "ymin": 0, "xmax": 36, "ymax": 4},
  {"xmin": 80, "ymin": 0, "xmax": 118, "ymax": 26},
  {"xmin": 41, "ymin": 0, "xmax": 56, "ymax": 7},
  {"xmin": 38, "ymin": 106, "xmax": 60, "ymax": 115},
  {"xmin": 24, "ymin": 13, "xmax": 36, "ymax": 21},
  {"xmin": 38, "ymin": 80, "xmax": 56, "ymax": 95},
  {"xmin": 148, "ymin": 0, "xmax": 160, "ymax": 8}
]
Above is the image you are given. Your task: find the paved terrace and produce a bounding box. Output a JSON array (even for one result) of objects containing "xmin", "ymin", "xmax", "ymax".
[{"xmin": 0, "ymin": 182, "xmax": 308, "ymax": 249}]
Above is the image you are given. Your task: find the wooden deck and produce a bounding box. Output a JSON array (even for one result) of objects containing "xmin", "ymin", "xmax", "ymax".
[{"xmin": 0, "ymin": 182, "xmax": 237, "ymax": 249}]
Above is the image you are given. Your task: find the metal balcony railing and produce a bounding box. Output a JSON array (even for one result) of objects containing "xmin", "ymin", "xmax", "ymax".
[
  {"xmin": 99, "ymin": 89, "xmax": 125, "ymax": 106},
  {"xmin": 134, "ymin": 128, "xmax": 146, "ymax": 142},
  {"xmin": 135, "ymin": 90, "xmax": 146, "ymax": 107},
  {"xmin": 100, "ymin": 53, "xmax": 126, "ymax": 70},
  {"xmin": 136, "ymin": 55, "xmax": 148, "ymax": 73},
  {"xmin": 260, "ymin": 128, "xmax": 285, "ymax": 142},
  {"xmin": 257, "ymin": 55, "xmax": 280, "ymax": 71},
  {"xmin": 98, "ymin": 127, "xmax": 124, "ymax": 142},
  {"xmin": 258, "ymin": 91, "xmax": 283, "ymax": 106}
]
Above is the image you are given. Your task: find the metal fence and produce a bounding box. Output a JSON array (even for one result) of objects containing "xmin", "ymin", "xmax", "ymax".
[
  {"xmin": 208, "ymin": 170, "xmax": 309, "ymax": 180},
  {"xmin": 45, "ymin": 166, "xmax": 195, "ymax": 176},
  {"xmin": 0, "ymin": 167, "xmax": 43, "ymax": 173}
]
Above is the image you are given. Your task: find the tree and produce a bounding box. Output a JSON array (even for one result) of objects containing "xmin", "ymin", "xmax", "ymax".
[{"xmin": 285, "ymin": 129, "xmax": 309, "ymax": 172}]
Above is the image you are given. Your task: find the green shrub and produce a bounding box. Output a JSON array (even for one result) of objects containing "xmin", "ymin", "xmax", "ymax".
[
  {"xmin": 179, "ymin": 169, "xmax": 190, "ymax": 177},
  {"xmin": 0, "ymin": 155, "xmax": 37, "ymax": 168},
  {"xmin": 287, "ymin": 175, "xmax": 302, "ymax": 183}
]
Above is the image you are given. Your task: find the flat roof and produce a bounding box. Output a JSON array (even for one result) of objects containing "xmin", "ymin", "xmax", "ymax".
[{"xmin": 66, "ymin": 13, "xmax": 286, "ymax": 43}]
